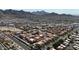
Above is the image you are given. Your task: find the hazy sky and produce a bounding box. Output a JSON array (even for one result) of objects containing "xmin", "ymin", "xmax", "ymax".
[{"xmin": 22, "ymin": 9, "xmax": 79, "ymax": 15}]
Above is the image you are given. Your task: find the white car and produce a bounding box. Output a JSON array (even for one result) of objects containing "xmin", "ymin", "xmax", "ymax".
[
  {"xmin": 63, "ymin": 42, "xmax": 69, "ymax": 46},
  {"xmin": 60, "ymin": 44, "xmax": 66, "ymax": 48},
  {"xmin": 67, "ymin": 38, "xmax": 71, "ymax": 40},
  {"xmin": 74, "ymin": 41, "xmax": 79, "ymax": 44},
  {"xmin": 65, "ymin": 40, "xmax": 70, "ymax": 43},
  {"xmin": 57, "ymin": 46, "xmax": 64, "ymax": 50},
  {"xmin": 71, "ymin": 35, "xmax": 76, "ymax": 37},
  {"xmin": 73, "ymin": 44, "xmax": 79, "ymax": 46},
  {"xmin": 73, "ymin": 46, "xmax": 79, "ymax": 50},
  {"xmin": 75, "ymin": 38, "xmax": 79, "ymax": 41},
  {"xmin": 75, "ymin": 36, "xmax": 79, "ymax": 38}
]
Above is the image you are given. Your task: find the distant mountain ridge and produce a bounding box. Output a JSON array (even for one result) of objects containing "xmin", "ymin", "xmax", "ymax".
[
  {"xmin": 32, "ymin": 10, "xmax": 48, "ymax": 15},
  {"xmin": 0, "ymin": 9, "xmax": 74, "ymax": 16},
  {"xmin": 0, "ymin": 9, "xmax": 79, "ymax": 23}
]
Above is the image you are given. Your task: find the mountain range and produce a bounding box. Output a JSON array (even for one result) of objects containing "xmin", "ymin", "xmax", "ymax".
[{"xmin": 0, "ymin": 9, "xmax": 79, "ymax": 23}]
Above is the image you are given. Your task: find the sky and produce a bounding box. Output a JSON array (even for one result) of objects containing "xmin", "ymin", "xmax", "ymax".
[
  {"xmin": 22, "ymin": 9, "xmax": 79, "ymax": 15},
  {"xmin": 0, "ymin": 0, "xmax": 79, "ymax": 15}
]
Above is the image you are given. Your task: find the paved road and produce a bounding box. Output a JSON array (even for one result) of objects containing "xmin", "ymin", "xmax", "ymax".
[
  {"xmin": 0, "ymin": 44, "xmax": 4, "ymax": 50},
  {"xmin": 0, "ymin": 43, "xmax": 8, "ymax": 50},
  {"xmin": 65, "ymin": 43, "xmax": 74, "ymax": 50},
  {"xmin": 7, "ymin": 35, "xmax": 31, "ymax": 50}
]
